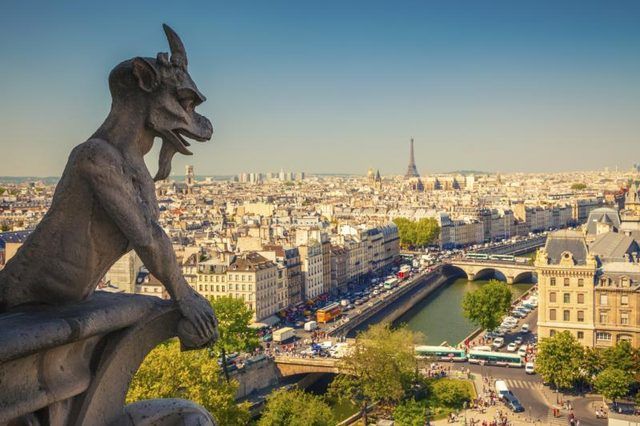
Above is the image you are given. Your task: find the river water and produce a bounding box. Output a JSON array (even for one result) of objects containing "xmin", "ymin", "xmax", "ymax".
[{"xmin": 395, "ymin": 278, "xmax": 533, "ymax": 345}]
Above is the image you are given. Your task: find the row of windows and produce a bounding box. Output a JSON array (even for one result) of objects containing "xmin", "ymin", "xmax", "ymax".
[
  {"xmin": 549, "ymin": 277, "xmax": 585, "ymax": 287},
  {"xmin": 549, "ymin": 309, "xmax": 630, "ymax": 325},
  {"xmin": 549, "ymin": 292, "xmax": 585, "ymax": 304},
  {"xmin": 599, "ymin": 293, "xmax": 629, "ymax": 306},
  {"xmin": 548, "ymin": 330, "xmax": 633, "ymax": 342}
]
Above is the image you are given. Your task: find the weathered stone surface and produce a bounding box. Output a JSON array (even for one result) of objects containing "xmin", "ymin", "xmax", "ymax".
[{"xmin": 0, "ymin": 24, "xmax": 219, "ymax": 425}]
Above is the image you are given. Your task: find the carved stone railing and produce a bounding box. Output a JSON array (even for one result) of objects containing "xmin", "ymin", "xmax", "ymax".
[{"xmin": 0, "ymin": 292, "xmax": 215, "ymax": 425}]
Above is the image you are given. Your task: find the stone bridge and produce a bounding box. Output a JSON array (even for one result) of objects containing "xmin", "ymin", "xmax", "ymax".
[
  {"xmin": 445, "ymin": 259, "xmax": 536, "ymax": 284},
  {"xmin": 274, "ymin": 356, "xmax": 341, "ymax": 377}
]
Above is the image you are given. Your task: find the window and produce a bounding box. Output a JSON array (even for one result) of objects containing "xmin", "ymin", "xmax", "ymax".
[
  {"xmin": 577, "ymin": 311, "xmax": 584, "ymax": 322},
  {"xmin": 599, "ymin": 312, "xmax": 608, "ymax": 324},
  {"xmin": 578, "ymin": 293, "xmax": 584, "ymax": 304},
  {"xmin": 550, "ymin": 330, "xmax": 556, "ymax": 337},
  {"xmin": 549, "ymin": 309, "xmax": 557, "ymax": 321},
  {"xmin": 563, "ymin": 310, "xmax": 570, "ymax": 321},
  {"xmin": 550, "ymin": 277, "xmax": 556, "ymax": 286},
  {"xmin": 621, "ymin": 312, "xmax": 629, "ymax": 325},
  {"xmin": 596, "ymin": 332, "xmax": 612, "ymax": 342},
  {"xmin": 621, "ymin": 295, "xmax": 629, "ymax": 306},
  {"xmin": 600, "ymin": 293, "xmax": 608, "ymax": 305},
  {"xmin": 550, "ymin": 292, "xmax": 557, "ymax": 303},
  {"xmin": 563, "ymin": 293, "xmax": 570, "ymax": 303},
  {"xmin": 578, "ymin": 278, "xmax": 584, "ymax": 287},
  {"xmin": 577, "ymin": 331, "xmax": 584, "ymax": 339},
  {"xmin": 564, "ymin": 278, "xmax": 570, "ymax": 286}
]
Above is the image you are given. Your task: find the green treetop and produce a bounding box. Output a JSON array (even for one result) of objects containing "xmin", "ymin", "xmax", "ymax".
[
  {"xmin": 258, "ymin": 389, "xmax": 334, "ymax": 426},
  {"xmin": 127, "ymin": 339, "xmax": 251, "ymax": 425},
  {"xmin": 594, "ymin": 367, "xmax": 633, "ymax": 404},
  {"xmin": 535, "ymin": 331, "xmax": 585, "ymax": 390},
  {"xmin": 209, "ymin": 296, "xmax": 260, "ymax": 382},
  {"xmin": 329, "ymin": 323, "xmax": 423, "ymax": 423},
  {"xmin": 461, "ymin": 280, "xmax": 513, "ymax": 332}
]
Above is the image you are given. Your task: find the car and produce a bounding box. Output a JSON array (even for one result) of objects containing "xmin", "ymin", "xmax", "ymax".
[
  {"xmin": 503, "ymin": 392, "xmax": 525, "ymax": 412},
  {"xmin": 518, "ymin": 345, "xmax": 527, "ymax": 357},
  {"xmin": 521, "ymin": 324, "xmax": 530, "ymax": 333},
  {"xmin": 514, "ymin": 336, "xmax": 523, "ymax": 345},
  {"xmin": 492, "ymin": 337, "xmax": 505, "ymax": 349},
  {"xmin": 525, "ymin": 362, "xmax": 535, "ymax": 374},
  {"xmin": 506, "ymin": 342, "xmax": 518, "ymax": 352},
  {"xmin": 511, "ymin": 311, "xmax": 525, "ymax": 319}
]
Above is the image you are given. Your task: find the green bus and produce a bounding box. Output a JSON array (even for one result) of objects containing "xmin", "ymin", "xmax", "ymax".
[
  {"xmin": 467, "ymin": 349, "xmax": 523, "ymax": 367},
  {"xmin": 415, "ymin": 345, "xmax": 467, "ymax": 362}
]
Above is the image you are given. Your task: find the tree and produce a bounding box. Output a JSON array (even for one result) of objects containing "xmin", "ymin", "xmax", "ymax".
[
  {"xmin": 594, "ymin": 367, "xmax": 633, "ymax": 404},
  {"xmin": 462, "ymin": 280, "xmax": 512, "ymax": 332},
  {"xmin": 209, "ymin": 296, "xmax": 260, "ymax": 383},
  {"xmin": 393, "ymin": 217, "xmax": 440, "ymax": 248},
  {"xmin": 393, "ymin": 399, "xmax": 428, "ymax": 426},
  {"xmin": 127, "ymin": 339, "xmax": 251, "ymax": 425},
  {"xmin": 431, "ymin": 379, "xmax": 472, "ymax": 409},
  {"xmin": 602, "ymin": 340, "xmax": 637, "ymax": 377},
  {"xmin": 571, "ymin": 183, "xmax": 587, "ymax": 190},
  {"xmin": 535, "ymin": 331, "xmax": 585, "ymax": 390},
  {"xmin": 258, "ymin": 389, "xmax": 334, "ymax": 426},
  {"xmin": 329, "ymin": 324, "xmax": 423, "ymax": 423},
  {"xmin": 415, "ymin": 218, "xmax": 440, "ymax": 247}
]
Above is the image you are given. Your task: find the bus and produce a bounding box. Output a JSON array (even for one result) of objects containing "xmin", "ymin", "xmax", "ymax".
[
  {"xmin": 384, "ymin": 278, "xmax": 399, "ymax": 290},
  {"xmin": 316, "ymin": 302, "xmax": 342, "ymax": 324},
  {"xmin": 488, "ymin": 254, "xmax": 515, "ymax": 262},
  {"xmin": 415, "ymin": 345, "xmax": 467, "ymax": 362},
  {"xmin": 467, "ymin": 349, "xmax": 523, "ymax": 367},
  {"xmin": 465, "ymin": 253, "xmax": 489, "ymax": 260}
]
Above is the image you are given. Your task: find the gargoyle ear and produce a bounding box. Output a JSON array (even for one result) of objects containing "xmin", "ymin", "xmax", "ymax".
[{"xmin": 132, "ymin": 57, "xmax": 159, "ymax": 92}]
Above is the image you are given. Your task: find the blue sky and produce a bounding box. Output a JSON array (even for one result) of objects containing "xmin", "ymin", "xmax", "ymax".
[{"xmin": 0, "ymin": 1, "xmax": 639, "ymax": 176}]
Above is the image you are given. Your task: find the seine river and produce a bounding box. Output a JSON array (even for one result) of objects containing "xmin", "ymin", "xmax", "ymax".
[{"xmin": 395, "ymin": 278, "xmax": 533, "ymax": 345}]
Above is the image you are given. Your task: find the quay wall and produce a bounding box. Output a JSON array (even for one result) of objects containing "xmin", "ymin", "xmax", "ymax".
[{"xmin": 331, "ymin": 266, "xmax": 456, "ymax": 337}]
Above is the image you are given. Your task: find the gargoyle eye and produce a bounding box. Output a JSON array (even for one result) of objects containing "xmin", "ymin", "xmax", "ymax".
[
  {"xmin": 178, "ymin": 95, "xmax": 195, "ymax": 113},
  {"xmin": 177, "ymin": 88, "xmax": 202, "ymax": 113}
]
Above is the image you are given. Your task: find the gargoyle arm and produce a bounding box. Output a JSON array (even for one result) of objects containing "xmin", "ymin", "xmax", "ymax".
[{"xmin": 75, "ymin": 140, "xmax": 192, "ymax": 303}]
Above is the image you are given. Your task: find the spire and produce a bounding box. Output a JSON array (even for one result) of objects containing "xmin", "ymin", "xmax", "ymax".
[{"xmin": 405, "ymin": 137, "xmax": 420, "ymax": 178}]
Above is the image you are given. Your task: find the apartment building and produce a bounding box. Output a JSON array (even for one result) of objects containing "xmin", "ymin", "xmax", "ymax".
[
  {"xmin": 299, "ymin": 241, "xmax": 324, "ymax": 300},
  {"xmin": 537, "ymin": 210, "xmax": 640, "ymax": 347}
]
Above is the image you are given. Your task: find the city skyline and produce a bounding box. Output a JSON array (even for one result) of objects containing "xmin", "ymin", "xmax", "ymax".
[{"xmin": 1, "ymin": 1, "xmax": 640, "ymax": 177}]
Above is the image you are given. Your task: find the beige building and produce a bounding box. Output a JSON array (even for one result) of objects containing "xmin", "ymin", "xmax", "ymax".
[
  {"xmin": 184, "ymin": 251, "xmax": 279, "ymax": 322},
  {"xmin": 537, "ymin": 221, "xmax": 640, "ymax": 348},
  {"xmin": 299, "ymin": 241, "xmax": 324, "ymax": 300},
  {"xmin": 104, "ymin": 251, "xmax": 144, "ymax": 294}
]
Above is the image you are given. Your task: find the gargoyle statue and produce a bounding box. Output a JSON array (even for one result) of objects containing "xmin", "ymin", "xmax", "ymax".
[{"xmin": 0, "ymin": 24, "xmax": 218, "ymax": 347}]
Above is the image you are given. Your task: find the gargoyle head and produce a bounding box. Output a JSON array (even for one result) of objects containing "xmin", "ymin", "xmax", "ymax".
[{"xmin": 107, "ymin": 24, "xmax": 213, "ymax": 181}]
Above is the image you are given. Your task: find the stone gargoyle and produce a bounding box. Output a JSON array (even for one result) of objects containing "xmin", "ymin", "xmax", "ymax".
[{"xmin": 0, "ymin": 24, "xmax": 219, "ymax": 425}]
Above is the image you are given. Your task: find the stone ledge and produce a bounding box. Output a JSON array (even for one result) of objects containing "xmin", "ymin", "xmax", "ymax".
[{"xmin": 0, "ymin": 291, "xmax": 170, "ymax": 363}]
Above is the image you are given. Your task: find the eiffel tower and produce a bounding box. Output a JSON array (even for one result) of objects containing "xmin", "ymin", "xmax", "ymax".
[{"xmin": 405, "ymin": 138, "xmax": 420, "ymax": 178}]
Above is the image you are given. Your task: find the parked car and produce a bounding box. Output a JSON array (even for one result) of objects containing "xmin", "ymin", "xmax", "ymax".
[
  {"xmin": 492, "ymin": 337, "xmax": 505, "ymax": 350},
  {"xmin": 518, "ymin": 345, "xmax": 527, "ymax": 357},
  {"xmin": 521, "ymin": 324, "xmax": 530, "ymax": 333},
  {"xmin": 514, "ymin": 336, "xmax": 523, "ymax": 345},
  {"xmin": 506, "ymin": 342, "xmax": 518, "ymax": 352}
]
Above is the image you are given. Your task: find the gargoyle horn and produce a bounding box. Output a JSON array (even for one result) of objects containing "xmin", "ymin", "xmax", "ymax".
[{"xmin": 163, "ymin": 23, "xmax": 188, "ymax": 69}]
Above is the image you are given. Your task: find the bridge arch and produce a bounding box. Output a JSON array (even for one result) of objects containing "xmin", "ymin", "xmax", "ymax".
[
  {"xmin": 472, "ymin": 268, "xmax": 507, "ymax": 282},
  {"xmin": 512, "ymin": 271, "xmax": 537, "ymax": 284},
  {"xmin": 442, "ymin": 264, "xmax": 472, "ymax": 281}
]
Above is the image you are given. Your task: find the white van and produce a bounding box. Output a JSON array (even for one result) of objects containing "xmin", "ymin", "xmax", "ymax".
[{"xmin": 495, "ymin": 380, "xmax": 510, "ymax": 397}]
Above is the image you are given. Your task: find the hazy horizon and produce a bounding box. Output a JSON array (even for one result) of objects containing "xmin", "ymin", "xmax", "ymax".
[{"xmin": 1, "ymin": 1, "xmax": 639, "ymax": 177}]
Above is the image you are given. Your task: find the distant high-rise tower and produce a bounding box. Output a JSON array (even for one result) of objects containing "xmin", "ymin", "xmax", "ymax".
[
  {"xmin": 185, "ymin": 165, "xmax": 194, "ymax": 186},
  {"xmin": 405, "ymin": 138, "xmax": 420, "ymax": 178}
]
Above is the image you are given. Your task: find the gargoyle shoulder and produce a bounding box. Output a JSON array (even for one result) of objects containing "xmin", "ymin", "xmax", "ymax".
[{"xmin": 72, "ymin": 139, "xmax": 125, "ymax": 178}]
